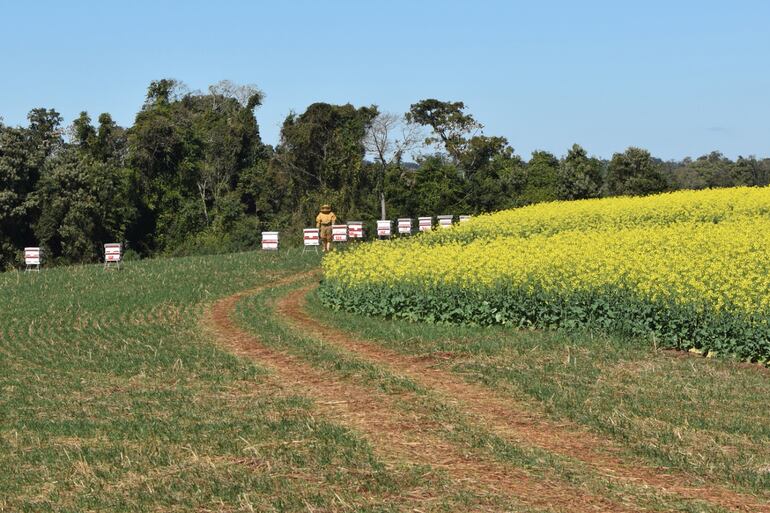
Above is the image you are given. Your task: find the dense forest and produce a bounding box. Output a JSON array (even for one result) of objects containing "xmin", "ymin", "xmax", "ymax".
[{"xmin": 1, "ymin": 78, "xmax": 769, "ymax": 270}]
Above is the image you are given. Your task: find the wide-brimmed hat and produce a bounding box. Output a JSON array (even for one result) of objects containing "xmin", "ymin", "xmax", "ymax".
[{"xmin": 320, "ymin": 204, "xmax": 332, "ymax": 213}]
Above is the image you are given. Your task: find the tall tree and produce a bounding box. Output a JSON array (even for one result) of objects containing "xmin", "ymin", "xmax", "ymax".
[
  {"xmin": 463, "ymin": 138, "xmax": 524, "ymax": 212},
  {"xmin": 0, "ymin": 109, "xmax": 63, "ymax": 268},
  {"xmin": 606, "ymin": 147, "xmax": 667, "ymax": 196},
  {"xmin": 521, "ymin": 151, "xmax": 559, "ymax": 204},
  {"xmin": 33, "ymin": 148, "xmax": 136, "ymax": 263},
  {"xmin": 274, "ymin": 102, "xmax": 378, "ymax": 220},
  {"xmin": 364, "ymin": 112, "xmax": 421, "ymax": 219},
  {"xmin": 95, "ymin": 113, "xmax": 127, "ymax": 164},
  {"xmin": 385, "ymin": 156, "xmax": 466, "ymax": 217},
  {"xmin": 128, "ymin": 79, "xmax": 267, "ymax": 252},
  {"xmin": 557, "ymin": 144, "xmax": 603, "ymax": 200},
  {"xmin": 0, "ymin": 125, "xmax": 33, "ymax": 268},
  {"xmin": 407, "ymin": 99, "xmax": 523, "ymax": 213},
  {"xmin": 406, "ymin": 99, "xmax": 481, "ymax": 164},
  {"xmin": 669, "ymin": 151, "xmax": 737, "ymax": 190},
  {"xmin": 733, "ymin": 156, "xmax": 770, "ymax": 187},
  {"xmin": 72, "ymin": 111, "xmax": 97, "ymax": 148}
]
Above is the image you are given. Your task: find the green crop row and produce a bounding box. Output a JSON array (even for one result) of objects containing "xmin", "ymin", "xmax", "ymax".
[{"xmin": 318, "ymin": 280, "xmax": 770, "ymax": 363}]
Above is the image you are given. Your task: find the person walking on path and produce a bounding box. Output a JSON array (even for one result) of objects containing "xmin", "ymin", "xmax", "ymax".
[{"xmin": 316, "ymin": 204, "xmax": 337, "ymax": 252}]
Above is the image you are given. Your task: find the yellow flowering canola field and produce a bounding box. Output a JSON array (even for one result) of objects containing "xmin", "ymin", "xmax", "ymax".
[
  {"xmin": 421, "ymin": 186, "xmax": 770, "ymax": 243},
  {"xmin": 320, "ymin": 187, "xmax": 770, "ymax": 362}
]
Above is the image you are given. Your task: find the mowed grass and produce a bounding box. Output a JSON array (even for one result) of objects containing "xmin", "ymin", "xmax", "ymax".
[
  {"xmin": 4, "ymin": 249, "xmax": 770, "ymax": 512},
  {"xmin": 0, "ymin": 252, "xmax": 449, "ymax": 513},
  {"xmin": 306, "ymin": 289, "xmax": 770, "ymax": 497}
]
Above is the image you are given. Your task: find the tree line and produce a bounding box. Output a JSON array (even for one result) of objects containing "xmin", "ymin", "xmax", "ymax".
[{"xmin": 1, "ymin": 78, "xmax": 769, "ymax": 269}]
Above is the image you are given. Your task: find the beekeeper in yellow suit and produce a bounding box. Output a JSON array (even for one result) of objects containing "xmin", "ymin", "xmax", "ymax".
[{"xmin": 316, "ymin": 204, "xmax": 337, "ymax": 252}]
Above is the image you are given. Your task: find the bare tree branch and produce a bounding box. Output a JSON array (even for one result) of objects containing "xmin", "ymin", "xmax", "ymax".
[{"xmin": 364, "ymin": 113, "xmax": 424, "ymax": 218}]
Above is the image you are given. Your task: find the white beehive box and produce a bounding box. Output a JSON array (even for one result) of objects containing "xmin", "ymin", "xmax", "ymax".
[
  {"xmin": 104, "ymin": 243, "xmax": 122, "ymax": 262},
  {"xmin": 376, "ymin": 220, "xmax": 392, "ymax": 238},
  {"xmin": 303, "ymin": 228, "xmax": 320, "ymax": 246},
  {"xmin": 397, "ymin": 218, "xmax": 412, "ymax": 235},
  {"xmin": 25, "ymin": 247, "xmax": 41, "ymax": 271},
  {"xmin": 438, "ymin": 215, "xmax": 454, "ymax": 229},
  {"xmin": 347, "ymin": 222, "xmax": 364, "ymax": 239},
  {"xmin": 262, "ymin": 231, "xmax": 279, "ymax": 250},
  {"xmin": 332, "ymin": 225, "xmax": 348, "ymax": 242}
]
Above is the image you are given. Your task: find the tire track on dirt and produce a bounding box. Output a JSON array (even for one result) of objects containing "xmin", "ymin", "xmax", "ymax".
[
  {"xmin": 277, "ymin": 284, "xmax": 770, "ymax": 513},
  {"xmin": 204, "ymin": 275, "xmax": 648, "ymax": 513}
]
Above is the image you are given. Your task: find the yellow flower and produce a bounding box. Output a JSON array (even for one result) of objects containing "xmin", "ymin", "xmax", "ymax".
[{"xmin": 323, "ymin": 186, "xmax": 770, "ymax": 317}]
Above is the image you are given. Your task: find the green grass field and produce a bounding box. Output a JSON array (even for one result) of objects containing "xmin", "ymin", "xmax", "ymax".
[
  {"xmin": 305, "ymin": 290, "xmax": 770, "ymax": 493},
  {"xmin": 0, "ymin": 253, "xmax": 429, "ymax": 512},
  {"xmin": 2, "ymin": 251, "xmax": 769, "ymax": 512}
]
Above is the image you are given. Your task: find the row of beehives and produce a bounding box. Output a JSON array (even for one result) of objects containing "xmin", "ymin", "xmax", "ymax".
[
  {"xmin": 263, "ymin": 215, "xmax": 471, "ymax": 250},
  {"xmin": 20, "ymin": 216, "xmax": 472, "ymax": 264},
  {"xmin": 22, "ymin": 243, "xmax": 123, "ymax": 271}
]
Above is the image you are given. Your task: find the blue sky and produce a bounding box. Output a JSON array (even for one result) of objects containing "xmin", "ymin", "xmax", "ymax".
[{"xmin": 2, "ymin": 0, "xmax": 768, "ymax": 160}]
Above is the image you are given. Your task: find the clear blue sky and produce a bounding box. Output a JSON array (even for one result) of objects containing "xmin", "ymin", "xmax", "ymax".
[{"xmin": 2, "ymin": 0, "xmax": 768, "ymax": 160}]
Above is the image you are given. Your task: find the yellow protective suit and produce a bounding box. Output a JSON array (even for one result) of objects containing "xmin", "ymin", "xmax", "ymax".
[{"xmin": 316, "ymin": 211, "xmax": 337, "ymax": 241}]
